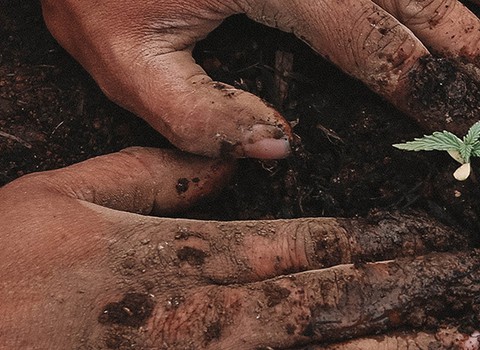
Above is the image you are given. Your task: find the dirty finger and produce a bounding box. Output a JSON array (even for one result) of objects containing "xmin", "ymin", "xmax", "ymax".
[
  {"xmin": 238, "ymin": 0, "xmax": 480, "ymax": 135},
  {"xmin": 373, "ymin": 0, "xmax": 480, "ymax": 62},
  {"xmin": 109, "ymin": 211, "xmax": 471, "ymax": 286},
  {"xmin": 5, "ymin": 147, "xmax": 235, "ymax": 215},
  {"xmin": 134, "ymin": 250, "xmax": 480, "ymax": 349},
  {"xmin": 172, "ymin": 213, "xmax": 470, "ymax": 283},
  {"xmin": 292, "ymin": 327, "xmax": 478, "ymax": 349},
  {"xmin": 224, "ymin": 250, "xmax": 480, "ymax": 348}
]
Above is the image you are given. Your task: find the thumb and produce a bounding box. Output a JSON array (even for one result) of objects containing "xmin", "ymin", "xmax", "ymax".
[
  {"xmin": 6, "ymin": 147, "xmax": 235, "ymax": 215},
  {"xmin": 41, "ymin": 0, "xmax": 292, "ymax": 159},
  {"xmin": 117, "ymin": 50, "xmax": 293, "ymax": 159}
]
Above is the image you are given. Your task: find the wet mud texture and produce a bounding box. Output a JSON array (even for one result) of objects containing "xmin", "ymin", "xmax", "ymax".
[
  {"xmin": 408, "ymin": 56, "xmax": 480, "ymax": 135},
  {"xmin": 98, "ymin": 293, "xmax": 155, "ymax": 328},
  {"xmin": 257, "ymin": 250, "xmax": 480, "ymax": 345},
  {"xmin": 88, "ymin": 213, "xmax": 479, "ymax": 349}
]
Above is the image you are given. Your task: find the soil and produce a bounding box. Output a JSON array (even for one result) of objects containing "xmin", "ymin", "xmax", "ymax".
[{"xmin": 2, "ymin": 0, "xmax": 480, "ymax": 344}]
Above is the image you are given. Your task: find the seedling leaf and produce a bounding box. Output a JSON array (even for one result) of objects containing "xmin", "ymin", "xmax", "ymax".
[
  {"xmin": 464, "ymin": 121, "xmax": 480, "ymax": 145},
  {"xmin": 460, "ymin": 143, "xmax": 473, "ymax": 163},
  {"xmin": 393, "ymin": 131, "xmax": 463, "ymax": 152},
  {"xmin": 393, "ymin": 121, "xmax": 480, "ymax": 181},
  {"xmin": 472, "ymin": 147, "xmax": 480, "ymax": 158}
]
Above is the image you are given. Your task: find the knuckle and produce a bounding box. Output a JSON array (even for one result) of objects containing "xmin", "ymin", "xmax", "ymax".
[
  {"xmin": 353, "ymin": 9, "xmax": 426, "ymax": 93},
  {"xmin": 392, "ymin": 0, "xmax": 455, "ymax": 27},
  {"xmin": 303, "ymin": 219, "xmax": 353, "ymax": 268}
]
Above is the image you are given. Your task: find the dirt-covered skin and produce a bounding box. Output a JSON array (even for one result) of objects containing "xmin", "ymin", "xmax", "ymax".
[
  {"xmin": 405, "ymin": 56, "xmax": 480, "ymax": 135},
  {"xmin": 2, "ymin": 2, "xmax": 480, "ymax": 232},
  {"xmin": 1, "ymin": 148, "xmax": 479, "ymax": 349},
  {"xmin": 297, "ymin": 327, "xmax": 477, "ymax": 350}
]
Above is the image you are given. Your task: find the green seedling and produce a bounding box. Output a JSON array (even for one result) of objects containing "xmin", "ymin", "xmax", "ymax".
[{"xmin": 393, "ymin": 121, "xmax": 480, "ymax": 181}]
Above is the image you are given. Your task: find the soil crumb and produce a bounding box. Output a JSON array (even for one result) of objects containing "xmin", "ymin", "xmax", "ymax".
[
  {"xmin": 176, "ymin": 178, "xmax": 190, "ymax": 194},
  {"xmin": 204, "ymin": 321, "xmax": 222, "ymax": 343}
]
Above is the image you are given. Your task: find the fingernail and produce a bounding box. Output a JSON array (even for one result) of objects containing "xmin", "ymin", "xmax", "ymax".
[{"xmin": 242, "ymin": 124, "xmax": 291, "ymax": 159}]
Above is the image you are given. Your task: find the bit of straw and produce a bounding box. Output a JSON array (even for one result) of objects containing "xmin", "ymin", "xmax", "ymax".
[{"xmin": 0, "ymin": 130, "xmax": 32, "ymax": 149}]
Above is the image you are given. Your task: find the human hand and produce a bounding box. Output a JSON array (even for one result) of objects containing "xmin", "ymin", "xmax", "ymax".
[
  {"xmin": 39, "ymin": 0, "xmax": 480, "ymax": 159},
  {"xmin": 1, "ymin": 147, "xmax": 479, "ymax": 349}
]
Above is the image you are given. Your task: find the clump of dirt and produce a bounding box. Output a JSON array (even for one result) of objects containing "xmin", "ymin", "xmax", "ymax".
[
  {"xmin": 262, "ymin": 283, "xmax": 291, "ymax": 307},
  {"xmin": 176, "ymin": 246, "xmax": 208, "ymax": 266},
  {"xmin": 98, "ymin": 293, "xmax": 155, "ymax": 328},
  {"xmin": 408, "ymin": 56, "xmax": 480, "ymax": 135},
  {"xmin": 204, "ymin": 321, "xmax": 222, "ymax": 343}
]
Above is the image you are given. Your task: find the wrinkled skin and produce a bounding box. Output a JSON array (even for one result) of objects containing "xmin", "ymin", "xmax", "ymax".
[
  {"xmin": 0, "ymin": 148, "xmax": 236, "ymax": 349},
  {"xmin": 40, "ymin": 0, "xmax": 480, "ymax": 158},
  {"xmin": 1, "ymin": 148, "xmax": 479, "ymax": 349}
]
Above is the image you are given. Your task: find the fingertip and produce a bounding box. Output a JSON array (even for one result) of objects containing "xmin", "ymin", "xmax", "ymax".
[
  {"xmin": 240, "ymin": 123, "xmax": 292, "ymax": 159},
  {"xmin": 242, "ymin": 135, "xmax": 291, "ymax": 159},
  {"xmin": 114, "ymin": 50, "xmax": 294, "ymax": 159}
]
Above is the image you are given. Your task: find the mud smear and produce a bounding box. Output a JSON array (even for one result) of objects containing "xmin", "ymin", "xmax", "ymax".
[
  {"xmin": 204, "ymin": 321, "xmax": 222, "ymax": 343},
  {"xmin": 177, "ymin": 246, "xmax": 208, "ymax": 266},
  {"xmin": 263, "ymin": 283, "xmax": 291, "ymax": 307},
  {"xmin": 104, "ymin": 330, "xmax": 140, "ymax": 350},
  {"xmin": 408, "ymin": 56, "xmax": 480, "ymax": 135},
  {"xmin": 176, "ymin": 177, "xmax": 190, "ymax": 194},
  {"xmin": 98, "ymin": 293, "xmax": 155, "ymax": 328}
]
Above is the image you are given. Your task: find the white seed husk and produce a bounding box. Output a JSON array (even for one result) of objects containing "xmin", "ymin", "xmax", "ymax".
[{"xmin": 453, "ymin": 163, "xmax": 471, "ymax": 181}]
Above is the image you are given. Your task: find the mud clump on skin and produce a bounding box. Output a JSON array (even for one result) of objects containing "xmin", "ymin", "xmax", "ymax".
[
  {"xmin": 204, "ymin": 321, "xmax": 222, "ymax": 343},
  {"xmin": 176, "ymin": 178, "xmax": 190, "ymax": 194},
  {"xmin": 177, "ymin": 246, "xmax": 208, "ymax": 266},
  {"xmin": 263, "ymin": 283, "xmax": 291, "ymax": 307},
  {"xmin": 98, "ymin": 293, "xmax": 155, "ymax": 328},
  {"xmin": 408, "ymin": 56, "xmax": 480, "ymax": 135}
]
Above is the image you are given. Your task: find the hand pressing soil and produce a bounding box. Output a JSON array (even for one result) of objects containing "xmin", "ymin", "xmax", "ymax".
[{"xmin": 1, "ymin": 148, "xmax": 479, "ymax": 349}]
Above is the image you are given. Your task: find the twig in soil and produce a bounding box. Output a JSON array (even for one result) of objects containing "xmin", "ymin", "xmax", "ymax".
[
  {"xmin": 50, "ymin": 121, "xmax": 65, "ymax": 136},
  {"xmin": 315, "ymin": 123, "xmax": 343, "ymax": 144},
  {"xmin": 273, "ymin": 50, "xmax": 294, "ymax": 109},
  {"xmin": 0, "ymin": 130, "xmax": 32, "ymax": 149}
]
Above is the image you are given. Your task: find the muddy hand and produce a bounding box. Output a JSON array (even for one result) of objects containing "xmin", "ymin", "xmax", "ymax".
[
  {"xmin": 40, "ymin": 1, "xmax": 480, "ymax": 158},
  {"xmin": 2, "ymin": 147, "xmax": 478, "ymax": 349}
]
